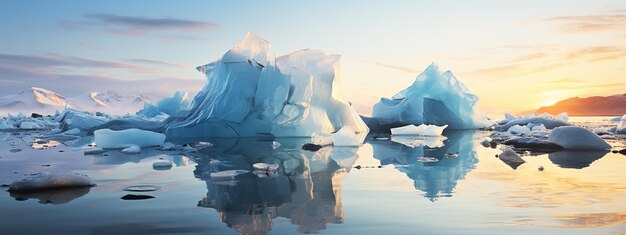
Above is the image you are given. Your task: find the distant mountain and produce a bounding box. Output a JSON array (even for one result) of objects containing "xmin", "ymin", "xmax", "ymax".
[
  {"xmin": 0, "ymin": 87, "xmax": 153, "ymax": 115},
  {"xmin": 536, "ymin": 93, "xmax": 626, "ymax": 116}
]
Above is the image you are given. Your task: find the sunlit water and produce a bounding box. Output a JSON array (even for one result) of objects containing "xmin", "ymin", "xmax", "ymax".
[{"xmin": 0, "ymin": 118, "xmax": 625, "ymax": 234}]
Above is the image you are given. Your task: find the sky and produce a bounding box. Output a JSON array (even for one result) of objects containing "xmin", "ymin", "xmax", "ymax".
[{"xmin": 1, "ymin": 0, "xmax": 625, "ymax": 115}]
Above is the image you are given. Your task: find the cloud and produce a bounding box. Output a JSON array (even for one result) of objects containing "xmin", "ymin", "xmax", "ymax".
[
  {"xmin": 60, "ymin": 13, "xmax": 217, "ymax": 36},
  {"xmin": 366, "ymin": 61, "xmax": 422, "ymax": 73},
  {"xmin": 543, "ymin": 13, "xmax": 626, "ymax": 33}
]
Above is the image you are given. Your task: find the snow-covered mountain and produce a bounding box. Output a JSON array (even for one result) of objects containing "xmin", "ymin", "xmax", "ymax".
[
  {"xmin": 69, "ymin": 91, "xmax": 153, "ymax": 114},
  {"xmin": 0, "ymin": 87, "xmax": 153, "ymax": 115}
]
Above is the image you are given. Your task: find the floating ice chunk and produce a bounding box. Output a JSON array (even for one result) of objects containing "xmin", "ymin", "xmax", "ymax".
[
  {"xmin": 210, "ymin": 170, "xmax": 249, "ymax": 180},
  {"xmin": 152, "ymin": 161, "xmax": 173, "ymax": 170},
  {"xmin": 504, "ymin": 113, "xmax": 516, "ymax": 120},
  {"xmin": 121, "ymin": 145, "xmax": 141, "ymax": 154},
  {"xmin": 63, "ymin": 128, "xmax": 81, "ymax": 135},
  {"xmin": 617, "ymin": 114, "xmax": 626, "ymax": 134},
  {"xmin": 84, "ymin": 148, "xmax": 106, "ymax": 155},
  {"xmin": 8, "ymin": 172, "xmax": 96, "ymax": 192},
  {"xmin": 330, "ymin": 147, "xmax": 360, "ymax": 170},
  {"xmin": 159, "ymin": 142, "xmax": 176, "ymax": 151},
  {"xmin": 391, "ymin": 124, "xmax": 447, "ymax": 136},
  {"xmin": 311, "ymin": 133, "xmax": 333, "ymax": 146},
  {"xmin": 417, "ymin": 157, "xmax": 439, "ymax": 163},
  {"xmin": 496, "ymin": 112, "xmax": 569, "ymax": 131},
  {"xmin": 507, "ymin": 125, "xmax": 531, "ymax": 135},
  {"xmin": 369, "ymin": 63, "xmax": 490, "ymax": 130},
  {"xmin": 503, "ymin": 137, "xmax": 563, "ymax": 151},
  {"xmin": 272, "ymin": 141, "xmax": 281, "ymax": 149},
  {"xmin": 252, "ymin": 163, "xmax": 279, "ymax": 171},
  {"xmin": 548, "ymin": 126, "xmax": 611, "ymax": 150},
  {"xmin": 332, "ymin": 126, "xmax": 362, "ymax": 146},
  {"xmin": 19, "ymin": 121, "xmax": 44, "ymax": 129},
  {"xmin": 94, "ymin": 128, "xmax": 165, "ymax": 149},
  {"xmin": 610, "ymin": 115, "xmax": 624, "ymax": 123},
  {"xmin": 57, "ymin": 110, "xmax": 108, "ymax": 131}
]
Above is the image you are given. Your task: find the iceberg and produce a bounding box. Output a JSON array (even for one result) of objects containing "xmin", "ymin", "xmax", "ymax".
[
  {"xmin": 390, "ymin": 124, "xmax": 447, "ymax": 136},
  {"xmin": 617, "ymin": 114, "xmax": 626, "ymax": 134},
  {"xmin": 8, "ymin": 172, "xmax": 96, "ymax": 192},
  {"xmin": 163, "ymin": 33, "xmax": 368, "ymax": 138},
  {"xmin": 367, "ymin": 63, "xmax": 490, "ymax": 131},
  {"xmin": 94, "ymin": 128, "xmax": 166, "ymax": 149},
  {"xmin": 548, "ymin": 126, "xmax": 611, "ymax": 150}
]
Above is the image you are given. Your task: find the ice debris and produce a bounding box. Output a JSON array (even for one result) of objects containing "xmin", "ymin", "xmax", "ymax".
[
  {"xmin": 8, "ymin": 172, "xmax": 96, "ymax": 192},
  {"xmin": 121, "ymin": 145, "xmax": 141, "ymax": 154},
  {"xmin": 210, "ymin": 170, "xmax": 249, "ymax": 180},
  {"xmin": 252, "ymin": 163, "xmax": 279, "ymax": 171},
  {"xmin": 152, "ymin": 161, "xmax": 173, "ymax": 170},
  {"xmin": 94, "ymin": 128, "xmax": 165, "ymax": 149},
  {"xmin": 548, "ymin": 126, "xmax": 611, "ymax": 150},
  {"xmin": 390, "ymin": 124, "xmax": 447, "ymax": 136}
]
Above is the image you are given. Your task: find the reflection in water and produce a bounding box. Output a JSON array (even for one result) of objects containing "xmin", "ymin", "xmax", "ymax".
[
  {"xmin": 552, "ymin": 212, "xmax": 626, "ymax": 228},
  {"xmin": 187, "ymin": 138, "xmax": 347, "ymax": 235},
  {"xmin": 548, "ymin": 150, "xmax": 609, "ymax": 169},
  {"xmin": 10, "ymin": 187, "xmax": 91, "ymax": 205},
  {"xmin": 370, "ymin": 130, "xmax": 478, "ymax": 200}
]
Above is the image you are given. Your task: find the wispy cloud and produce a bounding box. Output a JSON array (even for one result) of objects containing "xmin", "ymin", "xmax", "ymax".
[
  {"xmin": 60, "ymin": 13, "xmax": 217, "ymax": 36},
  {"xmin": 543, "ymin": 12, "xmax": 626, "ymax": 33},
  {"xmin": 366, "ymin": 61, "xmax": 422, "ymax": 73}
]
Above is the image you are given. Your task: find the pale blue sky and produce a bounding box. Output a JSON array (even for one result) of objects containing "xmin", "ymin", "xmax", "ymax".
[{"xmin": 1, "ymin": 0, "xmax": 625, "ymax": 114}]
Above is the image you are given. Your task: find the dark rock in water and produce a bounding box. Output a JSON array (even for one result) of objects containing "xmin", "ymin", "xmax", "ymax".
[
  {"xmin": 30, "ymin": 113, "xmax": 43, "ymax": 118},
  {"xmin": 503, "ymin": 137, "xmax": 563, "ymax": 152},
  {"xmin": 121, "ymin": 194, "xmax": 155, "ymax": 200},
  {"xmin": 619, "ymin": 149, "xmax": 626, "ymax": 155},
  {"xmin": 538, "ymin": 166, "xmax": 544, "ymax": 171},
  {"xmin": 489, "ymin": 140, "xmax": 498, "ymax": 148},
  {"xmin": 497, "ymin": 148, "xmax": 526, "ymax": 170},
  {"xmin": 612, "ymin": 150, "xmax": 618, "ymax": 153},
  {"xmin": 10, "ymin": 149, "xmax": 22, "ymax": 153},
  {"xmin": 302, "ymin": 143, "xmax": 323, "ymax": 151},
  {"xmin": 1, "ymin": 184, "xmax": 10, "ymax": 187},
  {"xmin": 354, "ymin": 165, "xmax": 362, "ymax": 170}
]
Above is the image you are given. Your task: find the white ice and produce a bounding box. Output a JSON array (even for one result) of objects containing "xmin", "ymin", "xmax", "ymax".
[
  {"xmin": 164, "ymin": 33, "xmax": 368, "ymax": 138},
  {"xmin": 331, "ymin": 126, "xmax": 363, "ymax": 147},
  {"xmin": 507, "ymin": 125, "xmax": 531, "ymax": 135},
  {"xmin": 94, "ymin": 128, "xmax": 166, "ymax": 149},
  {"xmin": 8, "ymin": 172, "xmax": 96, "ymax": 192},
  {"xmin": 121, "ymin": 145, "xmax": 141, "ymax": 154},
  {"xmin": 548, "ymin": 126, "xmax": 611, "ymax": 150},
  {"xmin": 252, "ymin": 163, "xmax": 280, "ymax": 171},
  {"xmin": 390, "ymin": 124, "xmax": 447, "ymax": 136},
  {"xmin": 210, "ymin": 170, "xmax": 249, "ymax": 180},
  {"xmin": 369, "ymin": 63, "xmax": 490, "ymax": 129},
  {"xmin": 496, "ymin": 112, "xmax": 569, "ymax": 131},
  {"xmin": 19, "ymin": 121, "xmax": 44, "ymax": 129}
]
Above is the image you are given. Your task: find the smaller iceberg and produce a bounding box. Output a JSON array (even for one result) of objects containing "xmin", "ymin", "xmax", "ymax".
[
  {"xmin": 367, "ymin": 63, "xmax": 490, "ymax": 131},
  {"xmin": 94, "ymin": 128, "xmax": 166, "ymax": 149},
  {"xmin": 391, "ymin": 124, "xmax": 447, "ymax": 136},
  {"xmin": 496, "ymin": 112, "xmax": 569, "ymax": 131},
  {"xmin": 498, "ymin": 148, "xmax": 525, "ymax": 169},
  {"xmin": 137, "ymin": 91, "xmax": 190, "ymax": 118}
]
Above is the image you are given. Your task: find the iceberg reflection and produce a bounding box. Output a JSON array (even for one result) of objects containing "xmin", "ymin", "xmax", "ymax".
[
  {"xmin": 189, "ymin": 138, "xmax": 348, "ymax": 234},
  {"xmin": 370, "ymin": 130, "xmax": 478, "ymax": 200}
]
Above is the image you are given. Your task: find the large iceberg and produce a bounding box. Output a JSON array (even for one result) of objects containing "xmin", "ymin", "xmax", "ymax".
[
  {"xmin": 365, "ymin": 64, "xmax": 490, "ymax": 131},
  {"xmin": 163, "ymin": 33, "xmax": 368, "ymax": 138}
]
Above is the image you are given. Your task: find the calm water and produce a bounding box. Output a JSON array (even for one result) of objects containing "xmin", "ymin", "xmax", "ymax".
[{"xmin": 1, "ymin": 120, "xmax": 625, "ymax": 234}]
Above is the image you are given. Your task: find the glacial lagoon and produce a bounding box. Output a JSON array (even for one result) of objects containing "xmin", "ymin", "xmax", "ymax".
[{"xmin": 0, "ymin": 118, "xmax": 625, "ymax": 235}]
